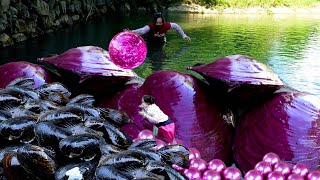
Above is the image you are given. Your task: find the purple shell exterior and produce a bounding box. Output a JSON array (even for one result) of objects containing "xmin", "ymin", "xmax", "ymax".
[
  {"xmin": 187, "ymin": 55, "xmax": 284, "ymax": 102},
  {"xmin": 97, "ymin": 71, "xmax": 233, "ymax": 162},
  {"xmin": 234, "ymin": 91, "xmax": 320, "ymax": 172},
  {"xmin": 0, "ymin": 61, "xmax": 52, "ymax": 88},
  {"xmin": 38, "ymin": 46, "xmax": 136, "ymax": 96}
]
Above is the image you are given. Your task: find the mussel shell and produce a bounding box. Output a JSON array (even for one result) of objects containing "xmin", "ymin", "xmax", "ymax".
[
  {"xmin": 98, "ymin": 150, "xmax": 144, "ymax": 172},
  {"xmin": 0, "ymin": 93, "xmax": 21, "ymax": 110},
  {"xmin": 36, "ymin": 82, "xmax": 71, "ymax": 98},
  {"xmin": 3, "ymin": 151, "xmax": 35, "ymax": 180},
  {"xmin": 128, "ymin": 139, "xmax": 157, "ymax": 150},
  {"xmin": 169, "ymin": 153, "xmax": 189, "ymax": 168},
  {"xmin": 0, "ymin": 145, "xmax": 20, "ymax": 165},
  {"xmin": 156, "ymin": 145, "xmax": 189, "ymax": 162},
  {"xmin": 66, "ymin": 104, "xmax": 100, "ymax": 120},
  {"xmin": 127, "ymin": 168, "xmax": 165, "ymax": 180},
  {"xmin": 95, "ymin": 165, "xmax": 130, "ymax": 180},
  {"xmin": 103, "ymin": 121, "xmax": 132, "ymax": 147},
  {"xmin": 59, "ymin": 133, "xmax": 102, "ymax": 161},
  {"xmin": 37, "ymin": 109, "xmax": 82, "ymax": 128},
  {"xmin": 5, "ymin": 85, "xmax": 39, "ymax": 103},
  {"xmin": 0, "ymin": 110, "xmax": 11, "ymax": 122},
  {"xmin": 67, "ymin": 94, "xmax": 95, "ymax": 106},
  {"xmin": 55, "ymin": 161, "xmax": 98, "ymax": 180},
  {"xmin": 100, "ymin": 144, "xmax": 124, "ymax": 156},
  {"xmin": 0, "ymin": 116, "xmax": 36, "ymax": 143},
  {"xmin": 128, "ymin": 147, "xmax": 161, "ymax": 163},
  {"xmin": 164, "ymin": 165, "xmax": 187, "ymax": 180},
  {"xmin": 34, "ymin": 122, "xmax": 72, "ymax": 150},
  {"xmin": 17, "ymin": 144, "xmax": 56, "ymax": 179},
  {"xmin": 97, "ymin": 107, "xmax": 132, "ymax": 126},
  {"xmin": 24, "ymin": 99, "xmax": 60, "ymax": 114},
  {"xmin": 6, "ymin": 77, "xmax": 35, "ymax": 88},
  {"xmin": 45, "ymin": 92, "xmax": 70, "ymax": 105},
  {"xmin": 9, "ymin": 107, "xmax": 37, "ymax": 118}
]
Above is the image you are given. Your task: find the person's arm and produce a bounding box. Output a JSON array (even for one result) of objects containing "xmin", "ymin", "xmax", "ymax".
[
  {"xmin": 130, "ymin": 25, "xmax": 150, "ymax": 35},
  {"xmin": 170, "ymin": 23, "xmax": 191, "ymax": 41},
  {"xmin": 139, "ymin": 110, "xmax": 159, "ymax": 124}
]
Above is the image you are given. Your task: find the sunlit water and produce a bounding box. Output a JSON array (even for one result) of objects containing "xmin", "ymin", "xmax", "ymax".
[{"xmin": 0, "ymin": 13, "xmax": 319, "ymax": 96}]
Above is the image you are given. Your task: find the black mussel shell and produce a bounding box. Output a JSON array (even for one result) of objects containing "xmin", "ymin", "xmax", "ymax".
[
  {"xmin": 55, "ymin": 161, "xmax": 98, "ymax": 180},
  {"xmin": 5, "ymin": 85, "xmax": 39, "ymax": 103},
  {"xmin": 59, "ymin": 133, "xmax": 102, "ymax": 161},
  {"xmin": 128, "ymin": 147, "xmax": 161, "ymax": 163},
  {"xmin": 95, "ymin": 165, "xmax": 130, "ymax": 180},
  {"xmin": 6, "ymin": 77, "xmax": 35, "ymax": 88},
  {"xmin": 34, "ymin": 122, "xmax": 72, "ymax": 150},
  {"xmin": 128, "ymin": 139, "xmax": 157, "ymax": 150},
  {"xmin": 127, "ymin": 168, "xmax": 165, "ymax": 180},
  {"xmin": 100, "ymin": 144, "xmax": 124, "ymax": 157},
  {"xmin": 164, "ymin": 165, "xmax": 187, "ymax": 180},
  {"xmin": 0, "ymin": 145, "xmax": 20, "ymax": 164},
  {"xmin": 37, "ymin": 109, "xmax": 82, "ymax": 128},
  {"xmin": 0, "ymin": 110, "xmax": 11, "ymax": 122},
  {"xmin": 9, "ymin": 107, "xmax": 37, "ymax": 118},
  {"xmin": 36, "ymin": 82, "xmax": 71, "ymax": 98},
  {"xmin": 24, "ymin": 99, "xmax": 60, "ymax": 114},
  {"xmin": 67, "ymin": 94, "xmax": 95, "ymax": 106},
  {"xmin": 3, "ymin": 151, "xmax": 35, "ymax": 180},
  {"xmin": 0, "ymin": 93, "xmax": 21, "ymax": 110},
  {"xmin": 0, "ymin": 116, "xmax": 36, "ymax": 143},
  {"xmin": 97, "ymin": 107, "xmax": 132, "ymax": 126},
  {"xmin": 17, "ymin": 144, "xmax": 56, "ymax": 180},
  {"xmin": 169, "ymin": 153, "xmax": 189, "ymax": 168},
  {"xmin": 46, "ymin": 92, "xmax": 70, "ymax": 105},
  {"xmin": 103, "ymin": 121, "xmax": 132, "ymax": 147},
  {"xmin": 65, "ymin": 103, "xmax": 100, "ymax": 120},
  {"xmin": 156, "ymin": 145, "xmax": 189, "ymax": 162}
]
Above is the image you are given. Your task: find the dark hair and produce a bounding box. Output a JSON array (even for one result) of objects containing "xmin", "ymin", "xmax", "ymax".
[
  {"xmin": 143, "ymin": 95, "xmax": 156, "ymax": 104},
  {"xmin": 152, "ymin": 12, "xmax": 165, "ymax": 24}
]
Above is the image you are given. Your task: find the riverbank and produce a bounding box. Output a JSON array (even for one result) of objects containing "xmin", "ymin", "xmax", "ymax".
[{"xmin": 168, "ymin": 3, "xmax": 320, "ymax": 14}]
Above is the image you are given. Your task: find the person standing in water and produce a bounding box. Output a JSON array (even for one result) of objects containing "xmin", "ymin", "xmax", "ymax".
[
  {"xmin": 139, "ymin": 95, "xmax": 176, "ymax": 143},
  {"xmin": 125, "ymin": 12, "xmax": 191, "ymax": 46}
]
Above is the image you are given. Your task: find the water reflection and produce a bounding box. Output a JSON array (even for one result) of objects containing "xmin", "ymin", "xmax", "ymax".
[{"xmin": 0, "ymin": 13, "xmax": 319, "ymax": 96}]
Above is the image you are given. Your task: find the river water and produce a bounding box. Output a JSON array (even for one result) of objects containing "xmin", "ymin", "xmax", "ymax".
[{"xmin": 0, "ymin": 13, "xmax": 319, "ymax": 96}]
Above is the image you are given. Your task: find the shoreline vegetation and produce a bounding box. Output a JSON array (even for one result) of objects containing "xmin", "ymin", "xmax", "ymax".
[{"xmin": 167, "ymin": 2, "xmax": 320, "ymax": 14}]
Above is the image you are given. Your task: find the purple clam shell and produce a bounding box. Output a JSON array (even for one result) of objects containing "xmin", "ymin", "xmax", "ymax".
[
  {"xmin": 38, "ymin": 46, "xmax": 136, "ymax": 96},
  {"xmin": 0, "ymin": 61, "xmax": 52, "ymax": 88},
  {"xmin": 187, "ymin": 55, "xmax": 284, "ymax": 103},
  {"xmin": 97, "ymin": 70, "xmax": 233, "ymax": 162},
  {"xmin": 234, "ymin": 91, "xmax": 320, "ymax": 172}
]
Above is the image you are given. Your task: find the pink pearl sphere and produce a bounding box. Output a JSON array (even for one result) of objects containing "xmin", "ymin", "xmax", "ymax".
[
  {"xmin": 189, "ymin": 157, "xmax": 207, "ymax": 172},
  {"xmin": 267, "ymin": 171, "xmax": 285, "ymax": 180},
  {"xmin": 307, "ymin": 171, "xmax": 320, "ymax": 180},
  {"xmin": 273, "ymin": 162, "xmax": 291, "ymax": 177},
  {"xmin": 188, "ymin": 147, "xmax": 201, "ymax": 160},
  {"xmin": 244, "ymin": 170, "xmax": 263, "ymax": 180},
  {"xmin": 287, "ymin": 174, "xmax": 304, "ymax": 180},
  {"xmin": 254, "ymin": 161, "xmax": 272, "ymax": 177},
  {"xmin": 203, "ymin": 170, "xmax": 221, "ymax": 180},
  {"xmin": 292, "ymin": 163, "xmax": 309, "ymax": 177},
  {"xmin": 108, "ymin": 32, "xmax": 147, "ymax": 69},
  {"xmin": 222, "ymin": 167, "xmax": 242, "ymax": 180},
  {"xmin": 207, "ymin": 159, "xmax": 226, "ymax": 173},
  {"xmin": 137, "ymin": 129, "xmax": 155, "ymax": 140},
  {"xmin": 262, "ymin": 152, "xmax": 280, "ymax": 167},
  {"xmin": 184, "ymin": 168, "xmax": 202, "ymax": 179}
]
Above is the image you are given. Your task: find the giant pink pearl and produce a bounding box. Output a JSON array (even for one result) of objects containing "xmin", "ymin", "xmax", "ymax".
[
  {"xmin": 287, "ymin": 174, "xmax": 304, "ymax": 180},
  {"xmin": 137, "ymin": 129, "xmax": 155, "ymax": 140},
  {"xmin": 108, "ymin": 31, "xmax": 147, "ymax": 69},
  {"xmin": 244, "ymin": 170, "xmax": 263, "ymax": 180},
  {"xmin": 203, "ymin": 170, "xmax": 221, "ymax": 180},
  {"xmin": 273, "ymin": 162, "xmax": 291, "ymax": 177},
  {"xmin": 267, "ymin": 171, "xmax": 285, "ymax": 180},
  {"xmin": 262, "ymin": 152, "xmax": 280, "ymax": 167},
  {"xmin": 188, "ymin": 147, "xmax": 201, "ymax": 160},
  {"xmin": 291, "ymin": 163, "xmax": 309, "ymax": 177},
  {"xmin": 189, "ymin": 157, "xmax": 207, "ymax": 172},
  {"xmin": 307, "ymin": 171, "xmax": 320, "ymax": 180},
  {"xmin": 222, "ymin": 167, "xmax": 242, "ymax": 180},
  {"xmin": 254, "ymin": 161, "xmax": 272, "ymax": 177},
  {"xmin": 207, "ymin": 159, "xmax": 226, "ymax": 173},
  {"xmin": 184, "ymin": 168, "xmax": 202, "ymax": 179}
]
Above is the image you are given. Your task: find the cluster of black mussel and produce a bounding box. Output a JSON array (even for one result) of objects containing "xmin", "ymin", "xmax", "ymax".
[{"xmin": 0, "ymin": 77, "xmax": 189, "ymax": 180}]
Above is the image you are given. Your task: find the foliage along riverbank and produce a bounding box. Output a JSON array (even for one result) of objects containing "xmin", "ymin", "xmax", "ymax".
[{"xmin": 169, "ymin": 1, "xmax": 320, "ymax": 14}]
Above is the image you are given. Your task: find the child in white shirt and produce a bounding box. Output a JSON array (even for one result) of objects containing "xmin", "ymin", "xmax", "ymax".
[{"xmin": 139, "ymin": 95, "xmax": 175, "ymax": 143}]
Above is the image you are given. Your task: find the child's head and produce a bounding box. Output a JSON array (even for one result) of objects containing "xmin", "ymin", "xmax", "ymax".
[{"xmin": 142, "ymin": 95, "xmax": 156, "ymax": 105}]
